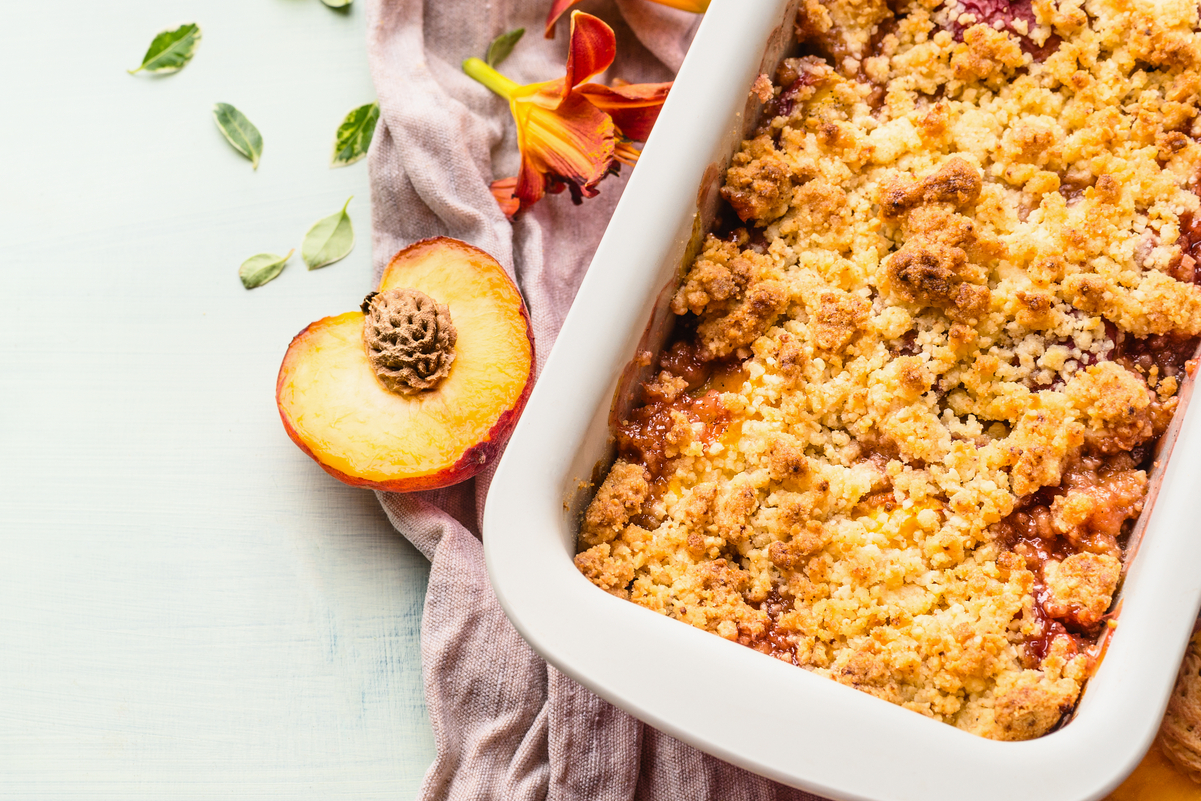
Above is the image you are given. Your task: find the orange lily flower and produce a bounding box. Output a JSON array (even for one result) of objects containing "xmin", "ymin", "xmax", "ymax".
[
  {"xmin": 463, "ymin": 12, "xmax": 671, "ymax": 218},
  {"xmin": 545, "ymin": 0, "xmax": 710, "ymax": 38}
]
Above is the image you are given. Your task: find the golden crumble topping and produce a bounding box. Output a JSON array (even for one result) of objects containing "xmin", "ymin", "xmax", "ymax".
[{"xmin": 579, "ymin": 0, "xmax": 1201, "ymax": 740}]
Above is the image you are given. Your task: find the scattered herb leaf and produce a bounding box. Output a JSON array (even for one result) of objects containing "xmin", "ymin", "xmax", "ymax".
[
  {"xmin": 331, "ymin": 102, "xmax": 379, "ymax": 168},
  {"xmin": 128, "ymin": 22, "xmax": 202, "ymax": 75},
  {"xmin": 485, "ymin": 28, "xmax": 525, "ymax": 67},
  {"xmin": 302, "ymin": 198, "xmax": 355, "ymax": 269},
  {"xmin": 321, "ymin": 0, "xmax": 353, "ymax": 7},
  {"xmin": 212, "ymin": 103, "xmax": 263, "ymax": 169},
  {"xmin": 239, "ymin": 250, "xmax": 293, "ymax": 289}
]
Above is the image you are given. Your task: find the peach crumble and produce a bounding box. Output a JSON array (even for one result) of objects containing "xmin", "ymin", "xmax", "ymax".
[{"xmin": 576, "ymin": 0, "xmax": 1201, "ymax": 740}]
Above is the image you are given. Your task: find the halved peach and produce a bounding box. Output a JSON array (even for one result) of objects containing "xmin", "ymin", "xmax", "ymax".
[{"xmin": 276, "ymin": 237, "xmax": 535, "ymax": 491}]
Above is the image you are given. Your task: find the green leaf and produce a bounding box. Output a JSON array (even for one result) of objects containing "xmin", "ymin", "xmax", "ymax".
[
  {"xmin": 212, "ymin": 103, "xmax": 263, "ymax": 169},
  {"xmin": 320, "ymin": 0, "xmax": 353, "ymax": 7},
  {"xmin": 128, "ymin": 23, "xmax": 202, "ymax": 75},
  {"xmin": 302, "ymin": 198, "xmax": 355, "ymax": 270},
  {"xmin": 330, "ymin": 102, "xmax": 379, "ymax": 168},
  {"xmin": 485, "ymin": 28, "xmax": 525, "ymax": 68},
  {"xmin": 239, "ymin": 250, "xmax": 293, "ymax": 289}
]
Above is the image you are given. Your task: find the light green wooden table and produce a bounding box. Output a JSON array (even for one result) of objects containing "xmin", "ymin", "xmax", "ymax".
[{"xmin": 0, "ymin": 1, "xmax": 436, "ymax": 796}]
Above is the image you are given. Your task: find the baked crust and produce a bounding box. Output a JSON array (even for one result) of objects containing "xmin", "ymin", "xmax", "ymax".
[
  {"xmin": 1161, "ymin": 634, "xmax": 1201, "ymax": 782},
  {"xmin": 579, "ymin": 0, "xmax": 1201, "ymax": 740}
]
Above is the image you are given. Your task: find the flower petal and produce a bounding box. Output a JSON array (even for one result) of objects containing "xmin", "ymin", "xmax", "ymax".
[
  {"xmin": 563, "ymin": 13, "xmax": 616, "ymax": 93},
  {"xmin": 512, "ymin": 90, "xmax": 615, "ymax": 213},
  {"xmin": 578, "ymin": 81, "xmax": 672, "ymax": 142},
  {"xmin": 548, "ymin": 0, "xmax": 709, "ymax": 38},
  {"xmin": 490, "ymin": 177, "xmax": 521, "ymax": 219},
  {"xmin": 650, "ymin": 0, "xmax": 710, "ymax": 11},
  {"xmin": 515, "ymin": 77, "xmax": 571, "ymax": 111},
  {"xmin": 544, "ymin": 0, "xmax": 583, "ymax": 38}
]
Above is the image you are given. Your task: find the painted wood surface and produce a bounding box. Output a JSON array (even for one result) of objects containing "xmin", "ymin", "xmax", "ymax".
[{"xmin": 0, "ymin": 0, "xmax": 436, "ymax": 796}]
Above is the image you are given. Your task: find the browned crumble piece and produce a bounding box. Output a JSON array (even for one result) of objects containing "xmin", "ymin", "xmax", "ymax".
[
  {"xmin": 1042, "ymin": 553, "xmax": 1120, "ymax": 629},
  {"xmin": 575, "ymin": 543, "xmax": 634, "ymax": 599},
  {"xmin": 951, "ymin": 24, "xmax": 1026, "ymax": 84},
  {"xmin": 990, "ymin": 669, "xmax": 1078, "ymax": 741},
  {"xmin": 696, "ymin": 280, "xmax": 790, "ymax": 359},
  {"xmin": 813, "ymin": 292, "xmax": 870, "ymax": 352},
  {"xmin": 879, "ymin": 157, "xmax": 983, "ymax": 218},
  {"xmin": 581, "ymin": 460, "xmax": 649, "ymax": 547},
  {"xmin": 720, "ymin": 135, "xmax": 796, "ymax": 223},
  {"xmin": 671, "ymin": 239, "xmax": 771, "ymax": 317}
]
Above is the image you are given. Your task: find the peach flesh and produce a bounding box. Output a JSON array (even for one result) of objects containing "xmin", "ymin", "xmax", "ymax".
[{"xmin": 276, "ymin": 237, "xmax": 534, "ymax": 492}]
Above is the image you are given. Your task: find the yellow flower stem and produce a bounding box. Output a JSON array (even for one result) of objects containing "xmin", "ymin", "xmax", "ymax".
[{"xmin": 463, "ymin": 57, "xmax": 520, "ymax": 101}]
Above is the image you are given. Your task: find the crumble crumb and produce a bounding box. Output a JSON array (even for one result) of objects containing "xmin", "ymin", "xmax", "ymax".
[{"xmin": 752, "ymin": 73, "xmax": 775, "ymax": 103}]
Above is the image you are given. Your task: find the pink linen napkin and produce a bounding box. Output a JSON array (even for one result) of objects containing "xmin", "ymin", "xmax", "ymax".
[{"xmin": 365, "ymin": 1, "xmax": 823, "ymax": 797}]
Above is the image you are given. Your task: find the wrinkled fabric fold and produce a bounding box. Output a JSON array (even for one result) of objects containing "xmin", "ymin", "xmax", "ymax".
[{"xmin": 366, "ymin": 1, "xmax": 822, "ymax": 798}]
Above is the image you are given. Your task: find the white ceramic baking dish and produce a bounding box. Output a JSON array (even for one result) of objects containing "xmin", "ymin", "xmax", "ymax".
[{"xmin": 483, "ymin": 1, "xmax": 1201, "ymax": 798}]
